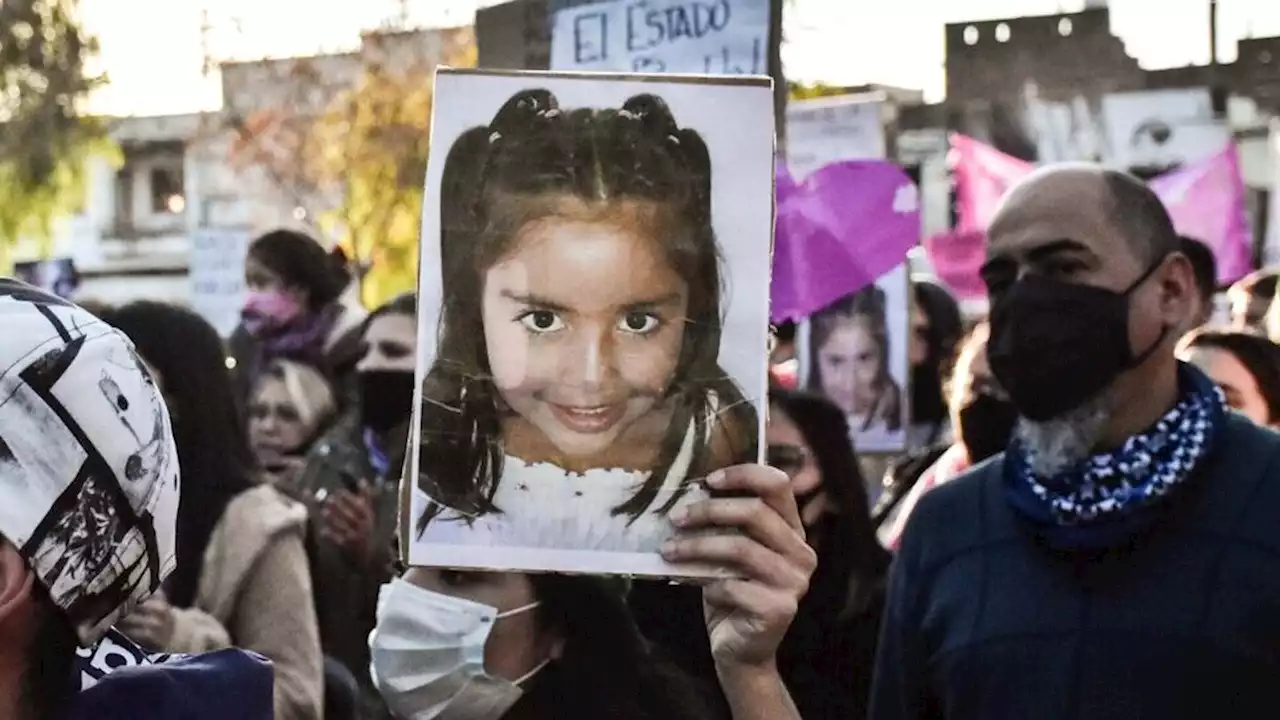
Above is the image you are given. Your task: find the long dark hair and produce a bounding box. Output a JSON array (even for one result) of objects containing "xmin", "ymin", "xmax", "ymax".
[
  {"xmin": 808, "ymin": 285, "xmax": 901, "ymax": 432},
  {"xmin": 911, "ymin": 279, "xmax": 963, "ymax": 427},
  {"xmin": 418, "ymin": 88, "xmax": 756, "ymax": 526},
  {"xmin": 1181, "ymin": 329, "xmax": 1280, "ymax": 424},
  {"xmin": 510, "ymin": 575, "xmax": 711, "ymax": 720},
  {"xmin": 103, "ymin": 302, "xmax": 258, "ymax": 608},
  {"xmin": 770, "ymin": 388, "xmax": 890, "ymax": 619}
]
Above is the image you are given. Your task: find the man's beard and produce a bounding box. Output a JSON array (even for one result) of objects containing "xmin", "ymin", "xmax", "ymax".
[{"xmin": 1015, "ymin": 388, "xmax": 1117, "ymax": 477}]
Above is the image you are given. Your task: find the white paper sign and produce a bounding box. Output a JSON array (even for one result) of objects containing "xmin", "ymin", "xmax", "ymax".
[
  {"xmin": 188, "ymin": 228, "xmax": 251, "ymax": 337},
  {"xmin": 785, "ymin": 94, "xmax": 887, "ymax": 177},
  {"xmin": 550, "ymin": 0, "xmax": 768, "ymax": 75}
]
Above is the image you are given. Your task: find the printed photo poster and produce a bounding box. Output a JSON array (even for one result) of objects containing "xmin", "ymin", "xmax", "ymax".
[
  {"xmin": 1101, "ymin": 88, "xmax": 1230, "ymax": 174},
  {"xmin": 796, "ymin": 264, "xmax": 911, "ymax": 454},
  {"xmin": 405, "ymin": 68, "xmax": 776, "ymax": 578}
]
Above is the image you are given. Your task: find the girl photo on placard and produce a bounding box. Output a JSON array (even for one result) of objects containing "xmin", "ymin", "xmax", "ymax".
[
  {"xmin": 798, "ymin": 265, "xmax": 910, "ymax": 454},
  {"xmin": 407, "ymin": 69, "xmax": 775, "ymax": 578}
]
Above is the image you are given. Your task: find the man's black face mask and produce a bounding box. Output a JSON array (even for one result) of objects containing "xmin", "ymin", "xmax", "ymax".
[{"xmin": 987, "ymin": 260, "xmax": 1168, "ymax": 422}]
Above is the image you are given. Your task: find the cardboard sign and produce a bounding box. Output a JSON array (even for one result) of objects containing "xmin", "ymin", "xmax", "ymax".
[{"xmin": 404, "ymin": 68, "xmax": 775, "ymax": 578}]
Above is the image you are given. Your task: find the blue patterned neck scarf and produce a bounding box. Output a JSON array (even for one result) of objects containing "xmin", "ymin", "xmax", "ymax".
[{"xmin": 1003, "ymin": 363, "xmax": 1226, "ymax": 551}]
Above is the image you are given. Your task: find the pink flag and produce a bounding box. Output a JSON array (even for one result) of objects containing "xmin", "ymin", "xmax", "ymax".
[
  {"xmin": 930, "ymin": 136, "xmax": 1253, "ymax": 298},
  {"xmin": 1148, "ymin": 143, "xmax": 1252, "ymax": 286},
  {"xmin": 952, "ymin": 133, "xmax": 1033, "ymax": 234},
  {"xmin": 924, "ymin": 230, "xmax": 988, "ymax": 300}
]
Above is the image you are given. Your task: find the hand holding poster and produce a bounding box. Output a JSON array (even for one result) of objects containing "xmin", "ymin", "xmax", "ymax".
[
  {"xmin": 406, "ymin": 69, "xmax": 775, "ymax": 578},
  {"xmin": 549, "ymin": 0, "xmax": 768, "ymax": 75}
]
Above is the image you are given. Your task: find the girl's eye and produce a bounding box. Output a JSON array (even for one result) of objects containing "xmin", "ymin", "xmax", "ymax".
[
  {"xmin": 619, "ymin": 312, "xmax": 660, "ymax": 334},
  {"xmin": 519, "ymin": 310, "xmax": 564, "ymax": 334}
]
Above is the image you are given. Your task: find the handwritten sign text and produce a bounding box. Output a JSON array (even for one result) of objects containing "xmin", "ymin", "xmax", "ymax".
[{"xmin": 550, "ymin": 0, "xmax": 768, "ymax": 75}]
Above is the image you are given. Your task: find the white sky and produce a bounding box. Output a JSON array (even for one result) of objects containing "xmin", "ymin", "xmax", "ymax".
[{"xmin": 82, "ymin": 0, "xmax": 1280, "ymax": 116}]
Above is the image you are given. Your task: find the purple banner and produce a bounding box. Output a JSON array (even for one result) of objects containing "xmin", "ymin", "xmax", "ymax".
[{"xmin": 772, "ymin": 160, "xmax": 921, "ymax": 323}]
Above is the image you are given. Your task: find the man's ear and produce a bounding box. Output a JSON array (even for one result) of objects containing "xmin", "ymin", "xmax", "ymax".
[
  {"xmin": 1158, "ymin": 253, "xmax": 1198, "ymax": 331},
  {"xmin": 0, "ymin": 540, "xmax": 35, "ymax": 634}
]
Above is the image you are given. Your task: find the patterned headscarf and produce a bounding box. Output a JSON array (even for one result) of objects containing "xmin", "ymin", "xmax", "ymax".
[{"xmin": 0, "ymin": 279, "xmax": 181, "ymax": 645}]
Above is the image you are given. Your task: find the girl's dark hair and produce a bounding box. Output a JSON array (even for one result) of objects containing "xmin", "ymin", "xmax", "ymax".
[
  {"xmin": 418, "ymin": 88, "xmax": 756, "ymax": 527},
  {"xmin": 808, "ymin": 285, "xmax": 901, "ymax": 432},
  {"xmin": 248, "ymin": 229, "xmax": 351, "ymax": 311},
  {"xmin": 1182, "ymin": 329, "xmax": 1280, "ymax": 424},
  {"xmin": 769, "ymin": 388, "xmax": 890, "ymax": 619},
  {"xmin": 102, "ymin": 302, "xmax": 258, "ymax": 609},
  {"xmin": 513, "ymin": 575, "xmax": 710, "ymax": 720}
]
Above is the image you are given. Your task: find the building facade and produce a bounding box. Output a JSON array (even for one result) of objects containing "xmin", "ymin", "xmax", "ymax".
[{"xmin": 17, "ymin": 25, "xmax": 471, "ymax": 308}]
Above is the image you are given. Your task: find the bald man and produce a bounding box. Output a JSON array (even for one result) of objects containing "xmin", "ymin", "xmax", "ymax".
[{"xmin": 870, "ymin": 166, "xmax": 1280, "ymax": 720}]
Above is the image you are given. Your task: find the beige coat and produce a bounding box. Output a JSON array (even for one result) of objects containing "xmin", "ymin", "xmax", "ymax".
[{"xmin": 166, "ymin": 484, "xmax": 324, "ymax": 720}]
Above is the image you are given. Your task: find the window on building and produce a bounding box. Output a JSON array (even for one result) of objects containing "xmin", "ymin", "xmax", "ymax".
[
  {"xmin": 963, "ymin": 25, "xmax": 979, "ymax": 45},
  {"xmin": 1058, "ymin": 18, "xmax": 1073, "ymax": 36},
  {"xmin": 150, "ymin": 166, "xmax": 186, "ymax": 215},
  {"xmin": 995, "ymin": 23, "xmax": 1011, "ymax": 42},
  {"xmin": 114, "ymin": 169, "xmax": 134, "ymax": 226}
]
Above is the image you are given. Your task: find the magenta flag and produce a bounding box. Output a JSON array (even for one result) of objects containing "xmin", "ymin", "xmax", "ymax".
[
  {"xmin": 924, "ymin": 230, "xmax": 988, "ymax": 300},
  {"xmin": 952, "ymin": 133, "xmax": 1033, "ymax": 235},
  {"xmin": 929, "ymin": 136, "xmax": 1253, "ymax": 298},
  {"xmin": 771, "ymin": 160, "xmax": 920, "ymax": 324},
  {"xmin": 1148, "ymin": 143, "xmax": 1252, "ymax": 285}
]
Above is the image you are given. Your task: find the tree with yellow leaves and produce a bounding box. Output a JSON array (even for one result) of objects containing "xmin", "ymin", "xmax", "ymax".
[
  {"xmin": 0, "ymin": 0, "xmax": 115, "ymax": 270},
  {"xmin": 307, "ymin": 61, "xmax": 434, "ymax": 308}
]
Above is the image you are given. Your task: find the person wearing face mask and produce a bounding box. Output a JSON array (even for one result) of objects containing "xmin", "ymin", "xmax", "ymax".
[
  {"xmin": 627, "ymin": 387, "xmax": 889, "ymax": 720},
  {"xmin": 372, "ymin": 569, "xmax": 712, "ymax": 720},
  {"xmin": 906, "ymin": 279, "xmax": 964, "ymax": 449},
  {"xmin": 874, "ymin": 322, "xmax": 1017, "ymax": 551},
  {"xmin": 870, "ymin": 166, "xmax": 1280, "ymax": 720},
  {"xmin": 376, "ymin": 460, "xmax": 816, "ymax": 720},
  {"xmin": 229, "ymin": 230, "xmax": 368, "ymax": 415},
  {"xmin": 293, "ymin": 292, "xmax": 417, "ymax": 718}
]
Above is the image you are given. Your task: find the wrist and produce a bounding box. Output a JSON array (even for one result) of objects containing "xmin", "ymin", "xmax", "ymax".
[{"xmin": 714, "ymin": 656, "xmax": 781, "ymax": 688}]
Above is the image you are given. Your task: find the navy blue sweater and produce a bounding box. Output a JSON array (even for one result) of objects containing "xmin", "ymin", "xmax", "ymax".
[{"xmin": 870, "ymin": 413, "xmax": 1280, "ymax": 720}]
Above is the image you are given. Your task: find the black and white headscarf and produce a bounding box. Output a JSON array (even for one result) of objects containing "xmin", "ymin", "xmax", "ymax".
[{"xmin": 0, "ymin": 279, "xmax": 180, "ymax": 645}]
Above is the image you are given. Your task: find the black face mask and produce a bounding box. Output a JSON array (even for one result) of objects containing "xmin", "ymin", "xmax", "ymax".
[
  {"xmin": 359, "ymin": 370, "xmax": 416, "ymax": 434},
  {"xmin": 957, "ymin": 393, "xmax": 1018, "ymax": 463},
  {"xmin": 911, "ymin": 364, "xmax": 948, "ymax": 426},
  {"xmin": 987, "ymin": 265, "xmax": 1167, "ymax": 422}
]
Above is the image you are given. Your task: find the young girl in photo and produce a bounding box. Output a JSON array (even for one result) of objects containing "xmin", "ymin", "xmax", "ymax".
[
  {"xmin": 808, "ymin": 285, "xmax": 903, "ymax": 441},
  {"xmin": 416, "ymin": 88, "xmax": 758, "ymax": 555}
]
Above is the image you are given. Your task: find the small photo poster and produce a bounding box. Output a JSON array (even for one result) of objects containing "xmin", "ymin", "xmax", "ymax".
[
  {"xmin": 797, "ymin": 264, "xmax": 911, "ymax": 454},
  {"xmin": 404, "ymin": 68, "xmax": 775, "ymax": 578}
]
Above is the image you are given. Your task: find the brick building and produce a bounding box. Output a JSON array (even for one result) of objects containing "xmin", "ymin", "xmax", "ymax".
[{"xmin": 945, "ymin": 6, "xmax": 1144, "ymax": 106}]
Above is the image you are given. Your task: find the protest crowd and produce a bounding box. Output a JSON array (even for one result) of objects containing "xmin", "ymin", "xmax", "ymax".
[
  {"xmin": 10, "ymin": 167, "xmax": 1280, "ymax": 720},
  {"xmin": 11, "ymin": 1, "xmax": 1280, "ymax": 720}
]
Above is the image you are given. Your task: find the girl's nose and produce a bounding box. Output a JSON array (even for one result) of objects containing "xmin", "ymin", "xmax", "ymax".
[{"xmin": 565, "ymin": 327, "xmax": 616, "ymax": 389}]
